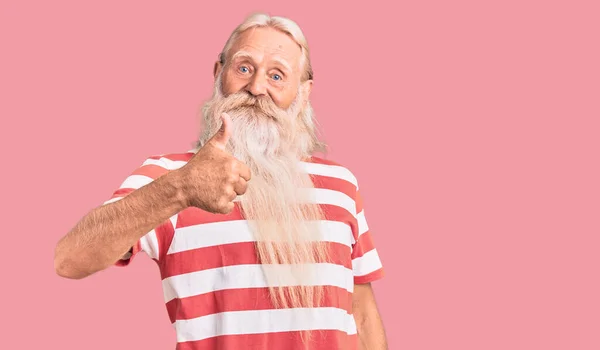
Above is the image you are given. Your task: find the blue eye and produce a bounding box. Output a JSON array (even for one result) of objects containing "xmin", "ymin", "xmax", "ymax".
[
  {"xmin": 272, "ymin": 74, "xmax": 281, "ymax": 81},
  {"xmin": 239, "ymin": 66, "xmax": 249, "ymax": 73}
]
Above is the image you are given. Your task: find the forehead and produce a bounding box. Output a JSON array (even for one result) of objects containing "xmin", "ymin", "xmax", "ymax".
[{"xmin": 228, "ymin": 27, "xmax": 302, "ymax": 67}]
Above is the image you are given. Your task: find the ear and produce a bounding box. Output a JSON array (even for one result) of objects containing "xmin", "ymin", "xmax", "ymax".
[
  {"xmin": 300, "ymin": 79, "xmax": 313, "ymax": 106},
  {"xmin": 213, "ymin": 61, "xmax": 223, "ymax": 80}
]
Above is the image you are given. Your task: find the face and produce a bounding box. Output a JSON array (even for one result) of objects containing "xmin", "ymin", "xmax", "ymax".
[{"xmin": 214, "ymin": 26, "xmax": 311, "ymax": 110}]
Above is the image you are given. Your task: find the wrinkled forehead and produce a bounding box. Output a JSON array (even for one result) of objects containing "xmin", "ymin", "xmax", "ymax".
[{"xmin": 227, "ymin": 27, "xmax": 303, "ymax": 72}]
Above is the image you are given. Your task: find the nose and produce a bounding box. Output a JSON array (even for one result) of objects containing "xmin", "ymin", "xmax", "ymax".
[{"xmin": 245, "ymin": 72, "xmax": 268, "ymax": 97}]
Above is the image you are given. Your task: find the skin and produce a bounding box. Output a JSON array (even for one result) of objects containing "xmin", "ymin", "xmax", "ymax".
[
  {"xmin": 353, "ymin": 283, "xmax": 389, "ymax": 349},
  {"xmin": 53, "ymin": 25, "xmax": 387, "ymax": 349}
]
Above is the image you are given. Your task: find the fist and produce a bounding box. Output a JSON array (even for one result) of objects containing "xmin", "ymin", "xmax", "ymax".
[{"xmin": 177, "ymin": 113, "xmax": 251, "ymax": 214}]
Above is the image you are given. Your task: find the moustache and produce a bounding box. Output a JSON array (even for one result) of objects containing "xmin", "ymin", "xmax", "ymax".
[{"xmin": 218, "ymin": 92, "xmax": 285, "ymax": 122}]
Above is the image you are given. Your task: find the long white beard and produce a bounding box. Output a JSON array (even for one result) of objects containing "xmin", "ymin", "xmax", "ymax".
[{"xmin": 197, "ymin": 76, "xmax": 330, "ymax": 311}]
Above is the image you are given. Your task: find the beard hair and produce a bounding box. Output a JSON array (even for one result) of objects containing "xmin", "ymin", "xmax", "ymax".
[{"xmin": 196, "ymin": 74, "xmax": 330, "ymax": 313}]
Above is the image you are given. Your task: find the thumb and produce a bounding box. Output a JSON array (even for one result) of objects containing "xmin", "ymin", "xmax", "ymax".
[{"xmin": 209, "ymin": 113, "xmax": 232, "ymax": 149}]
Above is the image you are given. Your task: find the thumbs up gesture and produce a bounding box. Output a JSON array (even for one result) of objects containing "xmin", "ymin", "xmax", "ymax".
[{"xmin": 176, "ymin": 113, "xmax": 251, "ymax": 214}]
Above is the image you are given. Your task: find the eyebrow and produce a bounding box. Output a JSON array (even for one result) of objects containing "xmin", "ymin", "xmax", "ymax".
[{"xmin": 230, "ymin": 50, "xmax": 293, "ymax": 74}]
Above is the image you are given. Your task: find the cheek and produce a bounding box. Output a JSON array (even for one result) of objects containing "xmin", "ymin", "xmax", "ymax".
[
  {"xmin": 274, "ymin": 89, "xmax": 298, "ymax": 110},
  {"xmin": 221, "ymin": 72, "xmax": 244, "ymax": 95}
]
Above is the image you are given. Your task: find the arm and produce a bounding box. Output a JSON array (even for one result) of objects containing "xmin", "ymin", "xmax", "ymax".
[
  {"xmin": 54, "ymin": 169, "xmax": 187, "ymax": 279},
  {"xmin": 350, "ymin": 181, "xmax": 387, "ymax": 348},
  {"xmin": 54, "ymin": 113, "xmax": 251, "ymax": 280},
  {"xmin": 353, "ymin": 283, "xmax": 388, "ymax": 350}
]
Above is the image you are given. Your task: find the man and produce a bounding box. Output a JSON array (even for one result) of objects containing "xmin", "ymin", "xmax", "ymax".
[{"xmin": 54, "ymin": 13, "xmax": 387, "ymax": 350}]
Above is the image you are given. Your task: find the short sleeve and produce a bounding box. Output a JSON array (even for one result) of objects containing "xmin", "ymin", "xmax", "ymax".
[
  {"xmin": 102, "ymin": 155, "xmax": 174, "ymax": 267},
  {"xmin": 351, "ymin": 188, "xmax": 385, "ymax": 284}
]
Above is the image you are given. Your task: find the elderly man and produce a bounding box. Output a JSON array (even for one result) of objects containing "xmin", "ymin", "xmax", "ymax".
[{"xmin": 54, "ymin": 13, "xmax": 387, "ymax": 350}]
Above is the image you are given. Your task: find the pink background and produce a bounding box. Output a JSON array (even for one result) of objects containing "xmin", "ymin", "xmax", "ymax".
[{"xmin": 2, "ymin": 0, "xmax": 599, "ymax": 349}]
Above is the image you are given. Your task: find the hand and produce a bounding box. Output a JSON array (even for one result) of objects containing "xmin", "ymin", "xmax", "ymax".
[{"xmin": 177, "ymin": 113, "xmax": 251, "ymax": 214}]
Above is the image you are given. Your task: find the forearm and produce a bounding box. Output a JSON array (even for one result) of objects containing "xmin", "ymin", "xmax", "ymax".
[
  {"xmin": 353, "ymin": 283, "xmax": 388, "ymax": 349},
  {"xmin": 54, "ymin": 170, "xmax": 186, "ymax": 279},
  {"xmin": 356, "ymin": 314, "xmax": 388, "ymax": 350}
]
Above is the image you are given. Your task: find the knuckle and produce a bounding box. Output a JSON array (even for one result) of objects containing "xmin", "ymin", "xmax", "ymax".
[
  {"xmin": 230, "ymin": 160, "xmax": 239, "ymax": 172},
  {"xmin": 217, "ymin": 197, "xmax": 229, "ymax": 209},
  {"xmin": 221, "ymin": 183, "xmax": 231, "ymax": 193},
  {"xmin": 227, "ymin": 173, "xmax": 238, "ymax": 183}
]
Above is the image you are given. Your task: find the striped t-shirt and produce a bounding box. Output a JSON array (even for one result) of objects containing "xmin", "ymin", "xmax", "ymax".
[{"xmin": 105, "ymin": 149, "xmax": 384, "ymax": 350}]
